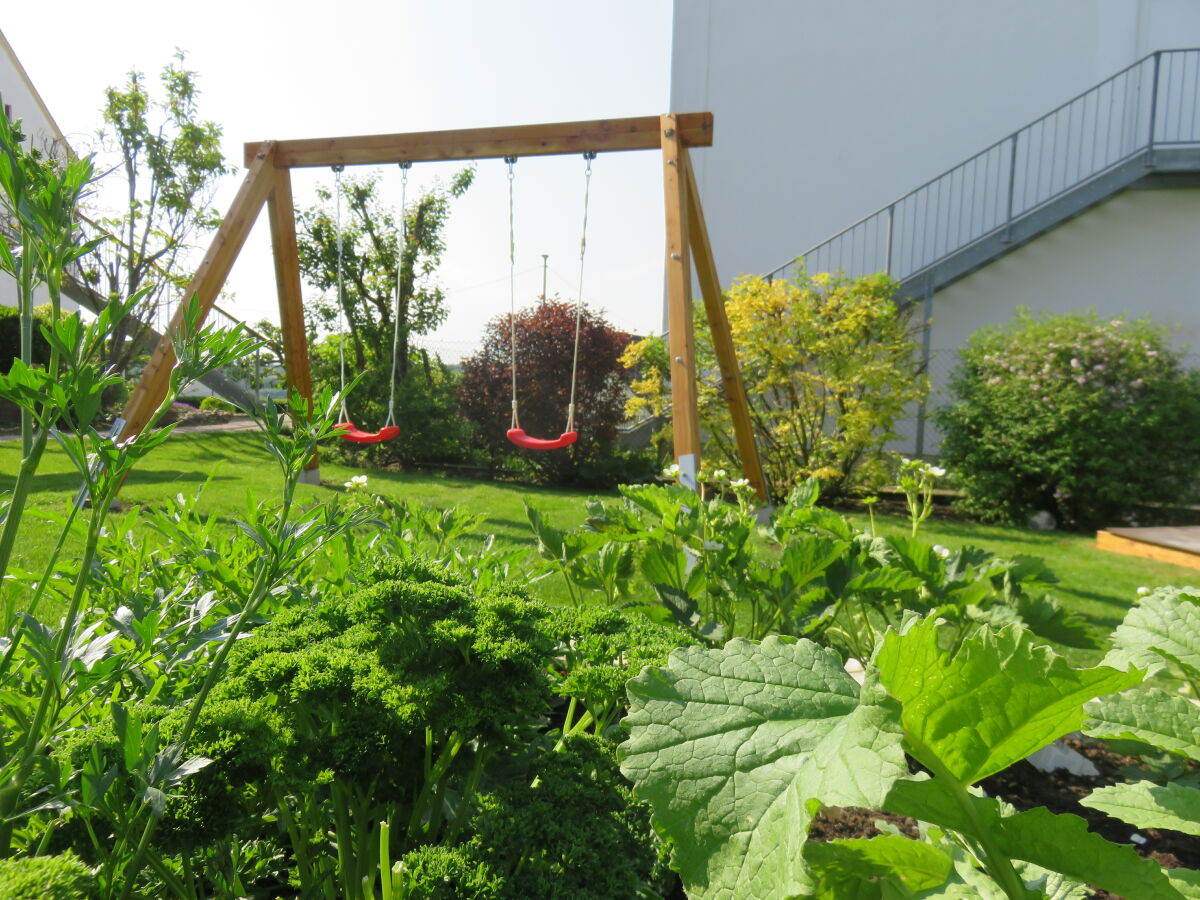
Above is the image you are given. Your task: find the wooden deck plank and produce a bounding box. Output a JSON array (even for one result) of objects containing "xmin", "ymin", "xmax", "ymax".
[{"xmin": 1097, "ymin": 527, "xmax": 1200, "ymax": 571}]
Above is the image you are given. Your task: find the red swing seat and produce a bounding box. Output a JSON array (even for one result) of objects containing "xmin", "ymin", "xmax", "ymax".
[
  {"xmin": 507, "ymin": 428, "xmax": 577, "ymax": 450},
  {"xmin": 336, "ymin": 421, "xmax": 401, "ymax": 444}
]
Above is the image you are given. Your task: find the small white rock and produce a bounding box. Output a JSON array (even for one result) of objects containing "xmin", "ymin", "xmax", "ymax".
[
  {"xmin": 1026, "ymin": 741, "xmax": 1100, "ymax": 777},
  {"xmin": 1131, "ymin": 833, "xmax": 1148, "ymax": 846}
]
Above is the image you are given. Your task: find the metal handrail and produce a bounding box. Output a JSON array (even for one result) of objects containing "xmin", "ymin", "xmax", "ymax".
[{"xmin": 765, "ymin": 48, "xmax": 1200, "ymax": 286}]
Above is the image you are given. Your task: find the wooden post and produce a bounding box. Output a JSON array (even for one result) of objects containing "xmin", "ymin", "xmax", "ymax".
[
  {"xmin": 682, "ymin": 148, "xmax": 769, "ymax": 502},
  {"xmin": 661, "ymin": 114, "xmax": 702, "ymax": 486},
  {"xmin": 119, "ymin": 142, "xmax": 279, "ymax": 440},
  {"xmin": 267, "ymin": 166, "xmax": 320, "ymax": 481}
]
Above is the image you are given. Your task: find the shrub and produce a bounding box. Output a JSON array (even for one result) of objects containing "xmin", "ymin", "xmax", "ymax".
[
  {"xmin": 622, "ymin": 271, "xmax": 928, "ymax": 501},
  {"xmin": 0, "ymin": 851, "xmax": 96, "ymax": 899},
  {"xmin": 458, "ymin": 299, "xmax": 634, "ymax": 485},
  {"xmin": 936, "ymin": 310, "xmax": 1200, "ymax": 529},
  {"xmin": 0, "ymin": 304, "xmax": 54, "ymax": 428},
  {"xmin": 198, "ymin": 395, "xmax": 237, "ymax": 412},
  {"xmin": 314, "ymin": 344, "xmax": 476, "ymax": 467}
]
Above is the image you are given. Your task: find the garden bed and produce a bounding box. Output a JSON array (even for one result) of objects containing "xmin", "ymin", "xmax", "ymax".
[{"xmin": 808, "ymin": 736, "xmax": 1199, "ymax": 899}]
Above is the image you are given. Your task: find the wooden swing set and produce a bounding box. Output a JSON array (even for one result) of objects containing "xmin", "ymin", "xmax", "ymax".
[{"xmin": 118, "ymin": 112, "xmax": 768, "ymax": 500}]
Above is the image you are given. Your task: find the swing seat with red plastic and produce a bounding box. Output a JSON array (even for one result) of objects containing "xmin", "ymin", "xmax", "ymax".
[
  {"xmin": 506, "ymin": 427, "xmax": 577, "ymax": 450},
  {"xmin": 336, "ymin": 421, "xmax": 401, "ymax": 444}
]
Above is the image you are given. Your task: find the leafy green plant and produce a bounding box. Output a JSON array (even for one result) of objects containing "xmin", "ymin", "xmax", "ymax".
[
  {"xmin": 573, "ymin": 476, "xmax": 1085, "ymax": 659},
  {"xmin": 0, "ymin": 109, "xmax": 100, "ymax": 583},
  {"xmin": 937, "ymin": 309, "xmax": 1200, "ymax": 529},
  {"xmin": 619, "ymin": 618, "xmax": 1193, "ymax": 899},
  {"xmin": 621, "ymin": 270, "xmax": 929, "ymax": 501},
  {"xmin": 1081, "ymin": 586, "xmax": 1200, "ymax": 841}
]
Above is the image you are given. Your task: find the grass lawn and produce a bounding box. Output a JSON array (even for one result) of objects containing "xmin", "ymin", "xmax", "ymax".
[{"xmin": 2, "ymin": 429, "xmax": 1197, "ymax": 640}]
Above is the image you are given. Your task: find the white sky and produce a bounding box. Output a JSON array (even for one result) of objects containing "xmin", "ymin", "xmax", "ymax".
[{"xmin": 2, "ymin": 1, "xmax": 674, "ymax": 359}]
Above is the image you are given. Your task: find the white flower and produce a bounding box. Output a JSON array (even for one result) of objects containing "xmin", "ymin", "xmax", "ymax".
[
  {"xmin": 933, "ymin": 545, "xmax": 950, "ymax": 559},
  {"xmin": 711, "ymin": 468, "xmax": 728, "ymax": 480},
  {"xmin": 1136, "ymin": 586, "xmax": 1152, "ymax": 596},
  {"xmin": 344, "ymin": 474, "xmax": 369, "ymax": 490},
  {"xmin": 927, "ymin": 465, "xmax": 946, "ymax": 478},
  {"xmin": 662, "ymin": 463, "xmax": 681, "ymax": 477},
  {"xmin": 731, "ymin": 478, "xmax": 750, "ymax": 488}
]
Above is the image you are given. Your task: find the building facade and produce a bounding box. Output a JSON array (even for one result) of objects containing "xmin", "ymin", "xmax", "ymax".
[{"xmin": 671, "ymin": 1, "xmax": 1200, "ymax": 450}]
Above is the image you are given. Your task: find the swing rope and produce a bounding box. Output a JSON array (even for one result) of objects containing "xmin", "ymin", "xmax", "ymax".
[
  {"xmin": 566, "ymin": 151, "xmax": 596, "ymax": 432},
  {"xmin": 505, "ymin": 152, "xmax": 594, "ymax": 450},
  {"xmin": 332, "ymin": 164, "xmax": 403, "ymax": 443},
  {"xmin": 335, "ymin": 165, "xmax": 349, "ymax": 421},
  {"xmin": 506, "ymin": 156, "xmax": 520, "ymax": 430},
  {"xmin": 385, "ymin": 161, "xmax": 411, "ymax": 428}
]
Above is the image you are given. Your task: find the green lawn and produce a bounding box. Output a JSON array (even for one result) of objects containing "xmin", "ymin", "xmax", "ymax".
[
  {"xmin": 0, "ymin": 430, "xmax": 600, "ymax": 607},
  {"xmin": 2, "ymin": 429, "xmax": 1197, "ymax": 639}
]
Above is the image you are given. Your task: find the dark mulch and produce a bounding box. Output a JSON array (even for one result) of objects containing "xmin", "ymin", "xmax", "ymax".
[{"xmin": 809, "ymin": 738, "xmax": 1199, "ymax": 899}]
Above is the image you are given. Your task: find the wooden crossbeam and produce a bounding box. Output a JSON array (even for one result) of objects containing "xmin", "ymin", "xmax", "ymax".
[{"xmin": 244, "ymin": 113, "xmax": 713, "ymax": 169}]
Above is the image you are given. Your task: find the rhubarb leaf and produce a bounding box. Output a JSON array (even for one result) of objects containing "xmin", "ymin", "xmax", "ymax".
[
  {"xmin": 1103, "ymin": 587, "xmax": 1200, "ymax": 676},
  {"xmin": 1081, "ymin": 780, "xmax": 1200, "ymax": 836},
  {"xmin": 885, "ymin": 779, "xmax": 1185, "ymax": 899},
  {"xmin": 875, "ymin": 616, "xmax": 1142, "ymax": 784},
  {"xmin": 620, "ymin": 636, "xmax": 907, "ymax": 900},
  {"xmin": 1084, "ymin": 687, "xmax": 1200, "ymax": 762}
]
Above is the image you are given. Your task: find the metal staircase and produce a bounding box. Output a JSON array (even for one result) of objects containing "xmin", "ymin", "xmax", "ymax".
[{"xmin": 765, "ymin": 48, "xmax": 1200, "ymax": 298}]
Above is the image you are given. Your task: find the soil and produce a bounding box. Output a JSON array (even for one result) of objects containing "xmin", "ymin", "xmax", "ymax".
[{"xmin": 808, "ymin": 737, "xmax": 1200, "ymax": 899}]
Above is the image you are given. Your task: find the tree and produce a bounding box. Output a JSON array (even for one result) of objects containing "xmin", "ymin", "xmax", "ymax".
[
  {"xmin": 83, "ymin": 51, "xmax": 232, "ymax": 377},
  {"xmin": 296, "ymin": 168, "xmax": 473, "ymax": 381},
  {"xmin": 622, "ymin": 270, "xmax": 929, "ymax": 501},
  {"xmin": 459, "ymin": 298, "xmax": 634, "ymax": 484}
]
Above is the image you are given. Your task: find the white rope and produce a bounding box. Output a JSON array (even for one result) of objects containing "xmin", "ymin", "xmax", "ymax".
[
  {"xmin": 334, "ymin": 165, "xmax": 347, "ymax": 420},
  {"xmin": 506, "ymin": 156, "xmax": 519, "ymax": 429},
  {"xmin": 386, "ymin": 162, "xmax": 410, "ymax": 427},
  {"xmin": 566, "ymin": 151, "xmax": 595, "ymax": 432}
]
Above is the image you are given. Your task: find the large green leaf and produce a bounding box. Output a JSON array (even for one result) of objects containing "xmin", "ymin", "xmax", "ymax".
[
  {"xmin": 620, "ymin": 636, "xmax": 907, "ymax": 900},
  {"xmin": 1084, "ymin": 688, "xmax": 1200, "ymax": 761},
  {"xmin": 1103, "ymin": 587, "xmax": 1200, "ymax": 676},
  {"xmin": 1081, "ymin": 780, "xmax": 1200, "ymax": 836},
  {"xmin": 802, "ymin": 835, "xmax": 953, "ymax": 897},
  {"xmin": 876, "ymin": 617, "xmax": 1142, "ymax": 784},
  {"xmin": 1168, "ymin": 869, "xmax": 1200, "ymax": 900},
  {"xmin": 886, "ymin": 779, "xmax": 1186, "ymax": 899}
]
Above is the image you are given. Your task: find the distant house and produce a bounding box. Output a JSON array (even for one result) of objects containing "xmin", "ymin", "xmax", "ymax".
[
  {"xmin": 0, "ymin": 26, "xmax": 77, "ymax": 311},
  {"xmin": 671, "ymin": 1, "xmax": 1200, "ymax": 452}
]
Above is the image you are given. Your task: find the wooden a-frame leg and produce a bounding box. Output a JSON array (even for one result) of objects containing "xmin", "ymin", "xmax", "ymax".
[
  {"xmin": 661, "ymin": 114, "xmax": 702, "ymax": 489},
  {"xmin": 267, "ymin": 167, "xmax": 320, "ymax": 483},
  {"xmin": 682, "ymin": 146, "xmax": 769, "ymax": 502}
]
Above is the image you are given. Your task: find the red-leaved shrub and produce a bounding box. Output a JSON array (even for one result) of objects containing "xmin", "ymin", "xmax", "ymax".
[{"xmin": 459, "ymin": 299, "xmax": 633, "ymax": 484}]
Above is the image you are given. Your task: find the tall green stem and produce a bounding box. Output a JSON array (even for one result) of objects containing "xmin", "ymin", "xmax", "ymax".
[{"xmin": 916, "ymin": 746, "xmax": 1031, "ymax": 899}]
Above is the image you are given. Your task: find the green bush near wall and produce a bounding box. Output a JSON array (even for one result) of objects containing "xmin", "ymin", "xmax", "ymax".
[{"xmin": 937, "ymin": 309, "xmax": 1200, "ymax": 530}]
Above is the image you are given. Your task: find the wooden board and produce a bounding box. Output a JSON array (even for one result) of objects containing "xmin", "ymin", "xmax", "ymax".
[
  {"xmin": 1097, "ymin": 527, "xmax": 1200, "ymax": 571},
  {"xmin": 244, "ymin": 112, "xmax": 714, "ymax": 168}
]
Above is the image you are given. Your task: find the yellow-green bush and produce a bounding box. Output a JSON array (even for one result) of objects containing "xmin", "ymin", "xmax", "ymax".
[{"xmin": 622, "ymin": 270, "xmax": 928, "ymax": 500}]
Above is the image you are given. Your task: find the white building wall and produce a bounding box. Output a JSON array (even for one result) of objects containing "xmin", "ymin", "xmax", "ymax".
[
  {"xmin": 671, "ymin": 0, "xmax": 1200, "ymax": 452},
  {"xmin": 0, "ymin": 28, "xmax": 73, "ymax": 311}
]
